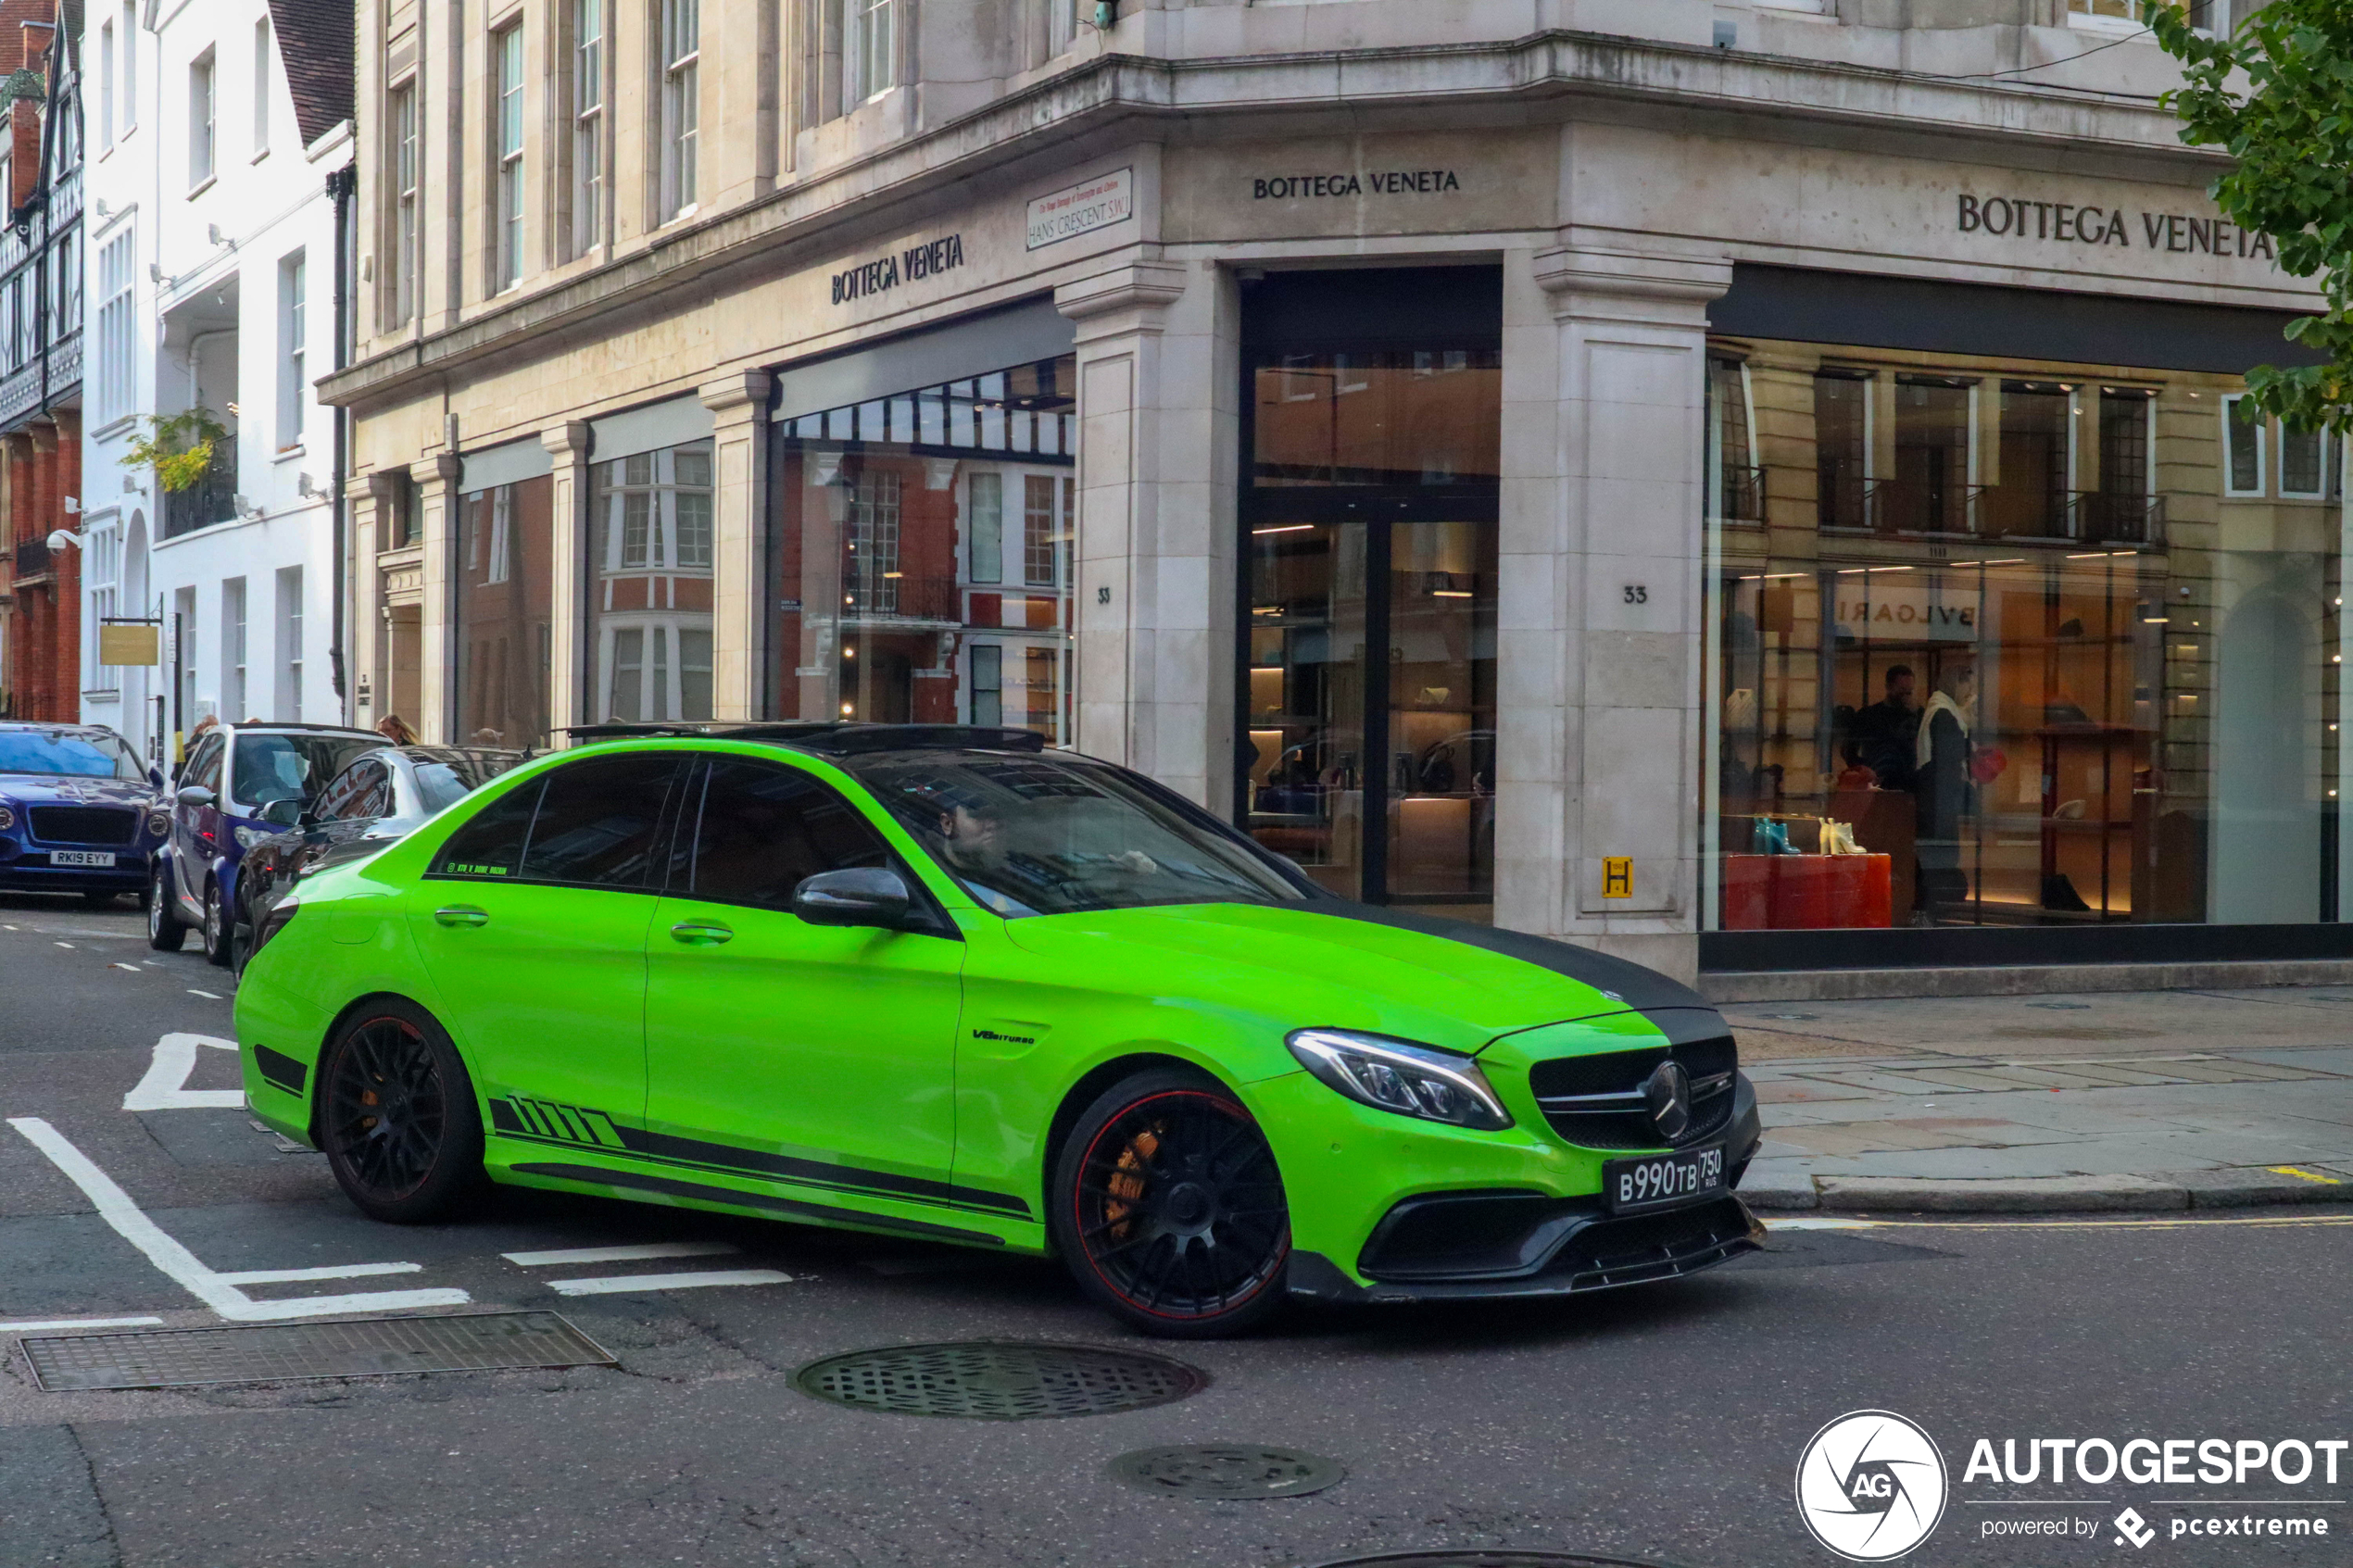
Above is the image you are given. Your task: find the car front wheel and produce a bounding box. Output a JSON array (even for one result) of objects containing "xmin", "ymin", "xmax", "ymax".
[
  {"xmin": 146, "ymin": 862, "xmax": 188, "ymax": 951},
  {"xmin": 318, "ymin": 1000, "xmax": 486, "ymax": 1223},
  {"xmin": 1050, "ymin": 1068, "xmax": 1291, "ymax": 1338}
]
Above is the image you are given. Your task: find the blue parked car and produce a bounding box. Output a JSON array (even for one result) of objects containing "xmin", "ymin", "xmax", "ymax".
[
  {"xmin": 150, "ymin": 721, "xmax": 381, "ymax": 965},
  {"xmin": 0, "ymin": 721, "xmax": 170, "ymax": 905}
]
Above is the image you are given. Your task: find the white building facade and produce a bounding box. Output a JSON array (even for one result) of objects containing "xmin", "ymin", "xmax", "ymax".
[{"xmin": 80, "ymin": 0, "xmax": 351, "ymax": 761}]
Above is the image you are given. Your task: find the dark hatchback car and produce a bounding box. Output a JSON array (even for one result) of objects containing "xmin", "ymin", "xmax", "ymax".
[
  {"xmin": 0, "ymin": 722, "xmax": 168, "ymax": 903},
  {"xmin": 230, "ymin": 745, "xmax": 526, "ymax": 971},
  {"xmin": 152, "ymin": 722, "xmax": 383, "ymax": 965}
]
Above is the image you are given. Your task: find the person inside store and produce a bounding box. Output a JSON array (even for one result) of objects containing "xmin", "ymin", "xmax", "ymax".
[
  {"xmin": 1850, "ymin": 665, "xmax": 1920, "ymax": 792},
  {"xmin": 1913, "ymin": 660, "xmax": 1976, "ymax": 912}
]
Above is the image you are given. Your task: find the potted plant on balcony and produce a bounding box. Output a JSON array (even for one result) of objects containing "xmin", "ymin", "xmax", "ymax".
[{"xmin": 122, "ymin": 408, "xmax": 230, "ymax": 492}]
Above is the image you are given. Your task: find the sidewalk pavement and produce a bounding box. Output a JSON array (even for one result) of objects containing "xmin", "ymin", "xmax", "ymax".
[{"xmin": 1721, "ymin": 985, "xmax": 2353, "ymax": 1211}]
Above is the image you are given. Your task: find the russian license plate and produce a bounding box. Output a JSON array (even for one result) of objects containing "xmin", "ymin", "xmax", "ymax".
[
  {"xmin": 1604, "ymin": 1144, "xmax": 1725, "ymax": 1214},
  {"xmin": 49, "ymin": 850, "xmax": 117, "ymax": 868}
]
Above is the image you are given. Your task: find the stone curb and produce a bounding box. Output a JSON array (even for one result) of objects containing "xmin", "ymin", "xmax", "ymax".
[{"xmin": 1741, "ymin": 1164, "xmax": 2353, "ymax": 1214}]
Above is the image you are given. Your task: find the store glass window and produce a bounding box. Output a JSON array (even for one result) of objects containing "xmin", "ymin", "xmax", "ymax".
[
  {"xmin": 1706, "ymin": 338, "xmax": 2346, "ymax": 937},
  {"xmin": 587, "ymin": 441, "xmax": 714, "ymax": 724},
  {"xmin": 454, "ymin": 474, "xmax": 554, "ymax": 747},
  {"xmin": 1239, "ymin": 269, "xmax": 1501, "ymax": 921},
  {"xmin": 767, "ymin": 358, "xmax": 1075, "ymax": 741}
]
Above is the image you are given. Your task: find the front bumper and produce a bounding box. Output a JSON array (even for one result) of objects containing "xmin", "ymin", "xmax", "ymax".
[
  {"xmin": 0, "ymin": 847, "xmax": 154, "ymax": 892},
  {"xmin": 1275, "ymin": 1070, "xmax": 1766, "ymax": 1302}
]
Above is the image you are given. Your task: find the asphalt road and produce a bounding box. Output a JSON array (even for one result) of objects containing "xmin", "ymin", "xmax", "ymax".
[{"xmin": 2, "ymin": 889, "xmax": 2348, "ymax": 1568}]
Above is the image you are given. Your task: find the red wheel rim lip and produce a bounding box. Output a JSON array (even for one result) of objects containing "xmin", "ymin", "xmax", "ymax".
[{"xmin": 1071, "ymin": 1086, "xmax": 1290, "ymax": 1321}]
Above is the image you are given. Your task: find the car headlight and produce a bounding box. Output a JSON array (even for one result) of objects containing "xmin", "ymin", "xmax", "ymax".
[
  {"xmin": 233, "ymin": 825, "xmax": 276, "ymax": 851},
  {"xmin": 145, "ymin": 808, "xmax": 171, "ymax": 837},
  {"xmin": 1285, "ymin": 1028, "xmax": 1514, "ymax": 1131},
  {"xmin": 0, "ymin": 804, "xmax": 14, "ymax": 832}
]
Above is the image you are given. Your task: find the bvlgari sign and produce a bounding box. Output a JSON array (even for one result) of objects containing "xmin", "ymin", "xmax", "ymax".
[{"xmin": 1956, "ymin": 194, "xmax": 2276, "ymax": 259}]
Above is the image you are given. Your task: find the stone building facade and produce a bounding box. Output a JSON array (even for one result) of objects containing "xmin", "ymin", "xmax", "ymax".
[{"xmin": 322, "ymin": 0, "xmax": 2334, "ymax": 984}]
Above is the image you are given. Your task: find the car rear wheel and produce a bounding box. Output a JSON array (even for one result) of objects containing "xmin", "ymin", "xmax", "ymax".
[
  {"xmin": 146, "ymin": 862, "xmax": 188, "ymax": 951},
  {"xmin": 319, "ymin": 1000, "xmax": 486, "ymax": 1223},
  {"xmin": 1051, "ymin": 1068, "xmax": 1291, "ymax": 1338},
  {"xmin": 200, "ymin": 884, "xmax": 233, "ymax": 968}
]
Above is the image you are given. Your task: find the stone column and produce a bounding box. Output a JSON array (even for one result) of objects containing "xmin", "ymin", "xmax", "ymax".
[
  {"xmin": 700, "ymin": 371, "xmax": 773, "ymax": 722},
  {"xmin": 541, "ymin": 421, "xmax": 591, "ymax": 732},
  {"xmin": 1054, "ymin": 255, "xmax": 1231, "ymax": 807},
  {"xmin": 1503, "ymin": 245, "xmax": 1731, "ymax": 984},
  {"xmin": 413, "ymin": 451, "xmax": 461, "ymax": 742},
  {"xmin": 352, "ymin": 472, "xmax": 395, "ymax": 730}
]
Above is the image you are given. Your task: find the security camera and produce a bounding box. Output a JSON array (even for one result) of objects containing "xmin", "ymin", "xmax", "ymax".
[{"xmin": 45, "ymin": 529, "xmax": 79, "ymax": 553}]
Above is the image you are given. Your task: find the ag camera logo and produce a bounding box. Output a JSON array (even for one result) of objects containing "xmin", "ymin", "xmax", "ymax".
[{"xmin": 1796, "ymin": 1410, "xmax": 1950, "ymax": 1561}]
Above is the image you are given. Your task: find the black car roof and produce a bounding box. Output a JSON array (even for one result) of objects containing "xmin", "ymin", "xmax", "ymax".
[{"xmin": 563, "ymin": 722, "xmax": 1050, "ymax": 758}]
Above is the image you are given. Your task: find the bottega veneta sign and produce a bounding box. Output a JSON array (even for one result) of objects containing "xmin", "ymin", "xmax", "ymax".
[
  {"xmin": 1252, "ymin": 169, "xmax": 1463, "ymax": 200},
  {"xmin": 831, "ymin": 233, "xmax": 967, "ymax": 305},
  {"xmin": 1956, "ymin": 194, "xmax": 2277, "ymax": 259}
]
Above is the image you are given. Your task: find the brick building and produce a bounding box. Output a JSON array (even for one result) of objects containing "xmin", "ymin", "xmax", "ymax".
[{"xmin": 0, "ymin": 0, "xmax": 82, "ymax": 722}]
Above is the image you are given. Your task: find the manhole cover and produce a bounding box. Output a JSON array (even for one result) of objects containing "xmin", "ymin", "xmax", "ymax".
[
  {"xmin": 793, "ymin": 1340, "xmax": 1205, "ymax": 1420},
  {"xmin": 1107, "ymin": 1443, "xmax": 1344, "ymax": 1499},
  {"xmin": 1303, "ymin": 1555, "xmax": 1694, "ymax": 1568},
  {"xmin": 19, "ymin": 1311, "xmax": 613, "ymax": 1391}
]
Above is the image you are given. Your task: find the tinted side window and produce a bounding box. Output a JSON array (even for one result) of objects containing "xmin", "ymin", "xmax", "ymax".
[
  {"xmin": 187, "ymin": 736, "xmax": 223, "ymax": 793},
  {"xmin": 517, "ymin": 755, "xmax": 682, "ymax": 888},
  {"xmin": 429, "ymin": 777, "xmax": 544, "ymax": 880},
  {"xmin": 686, "ymin": 759, "xmax": 888, "ymax": 910},
  {"xmin": 316, "ymin": 760, "xmax": 388, "ymax": 822}
]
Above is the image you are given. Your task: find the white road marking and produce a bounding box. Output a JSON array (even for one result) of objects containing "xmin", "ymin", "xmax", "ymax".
[
  {"xmin": 108, "ymin": 962, "xmax": 141, "ymax": 972},
  {"xmin": 546, "ymin": 1269, "xmax": 791, "ymax": 1297},
  {"xmin": 503, "ymin": 1242, "xmax": 739, "ymax": 1266},
  {"xmin": 1764, "ymin": 1217, "xmax": 1881, "ymax": 1230},
  {"xmin": 6, "ymin": 1117, "xmax": 470, "ymax": 1322},
  {"xmin": 54, "ymin": 941, "xmax": 73, "ymax": 949},
  {"xmin": 214, "ymin": 1262, "xmax": 423, "ymax": 1285},
  {"xmin": 187, "ymin": 989, "xmax": 222, "ymax": 1000},
  {"xmin": 0, "ymin": 1315, "xmax": 166, "ymax": 1333},
  {"xmin": 121, "ymin": 1033, "xmax": 244, "ymax": 1111}
]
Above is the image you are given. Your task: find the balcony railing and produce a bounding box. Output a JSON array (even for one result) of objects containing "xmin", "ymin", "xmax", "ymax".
[
  {"xmin": 13, "ymin": 538, "xmax": 51, "ymax": 580},
  {"xmin": 1821, "ymin": 478, "xmax": 2167, "ymax": 550},
  {"xmin": 1712, "ymin": 464, "xmax": 1767, "ymax": 524},
  {"xmin": 161, "ymin": 447, "xmax": 240, "ymax": 540},
  {"xmin": 2067, "ymin": 491, "xmax": 2167, "ymax": 547}
]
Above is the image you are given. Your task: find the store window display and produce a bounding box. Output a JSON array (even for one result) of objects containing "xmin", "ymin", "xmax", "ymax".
[
  {"xmin": 767, "ymin": 357, "xmax": 1075, "ymax": 741},
  {"xmin": 1706, "ymin": 339, "xmax": 2347, "ymax": 938},
  {"xmin": 453, "ymin": 473, "xmax": 554, "ymax": 748},
  {"xmin": 586, "ymin": 441, "xmax": 715, "ymax": 724}
]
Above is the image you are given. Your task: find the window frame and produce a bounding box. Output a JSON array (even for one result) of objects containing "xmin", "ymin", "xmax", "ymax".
[
  {"xmin": 492, "ymin": 21, "xmax": 526, "ymax": 293},
  {"xmin": 2279, "ymin": 421, "xmax": 2330, "ymax": 502},
  {"xmin": 848, "ymin": 0, "xmax": 893, "ymax": 103},
  {"xmin": 424, "ymin": 753, "xmax": 688, "ymax": 891},
  {"xmin": 658, "ymin": 0, "xmax": 700, "ymax": 224},
  {"xmin": 277, "ymin": 251, "xmax": 306, "ymax": 450},
  {"xmin": 188, "ymin": 48, "xmax": 216, "ymax": 190},
  {"xmin": 568, "ymin": 0, "xmax": 607, "ymax": 261},
  {"xmin": 387, "ymin": 80, "xmax": 420, "ymax": 329},
  {"xmin": 252, "ymin": 15, "xmax": 272, "ymax": 157},
  {"xmin": 2221, "ymin": 394, "xmax": 2268, "ymax": 497}
]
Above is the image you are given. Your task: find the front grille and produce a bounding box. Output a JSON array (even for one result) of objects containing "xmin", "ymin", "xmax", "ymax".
[
  {"xmin": 1527, "ymin": 1036, "xmax": 1737, "ymax": 1149},
  {"xmin": 28, "ymin": 805, "xmax": 138, "ymax": 846}
]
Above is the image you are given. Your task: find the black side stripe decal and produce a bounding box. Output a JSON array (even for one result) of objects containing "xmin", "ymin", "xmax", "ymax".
[
  {"xmin": 488, "ymin": 1096, "xmax": 1031, "ymax": 1219},
  {"xmin": 253, "ymin": 1045, "xmax": 308, "ymax": 1095},
  {"xmin": 509, "ymin": 1162, "xmax": 1006, "ymax": 1246}
]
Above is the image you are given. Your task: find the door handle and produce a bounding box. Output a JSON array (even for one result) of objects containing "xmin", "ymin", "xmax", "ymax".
[
  {"xmin": 434, "ymin": 906, "xmax": 490, "ymax": 928},
  {"xmin": 669, "ymin": 921, "xmax": 734, "ymax": 947}
]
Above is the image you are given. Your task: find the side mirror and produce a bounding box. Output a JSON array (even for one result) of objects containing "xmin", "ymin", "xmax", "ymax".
[
  {"xmin": 258, "ymin": 797, "xmax": 303, "ymax": 828},
  {"xmin": 148, "ymin": 765, "xmax": 167, "ymax": 791},
  {"xmin": 175, "ymin": 784, "xmax": 217, "ymax": 809},
  {"xmin": 792, "ymin": 867, "xmax": 912, "ymax": 929}
]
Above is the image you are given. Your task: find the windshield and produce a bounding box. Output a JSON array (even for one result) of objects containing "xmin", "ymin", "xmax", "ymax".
[
  {"xmin": 0, "ymin": 730, "xmax": 146, "ymax": 782},
  {"xmin": 849, "ymin": 751, "xmax": 1308, "ymax": 918},
  {"xmin": 233, "ymin": 734, "xmax": 379, "ymax": 809},
  {"xmin": 413, "ymin": 751, "xmax": 523, "ymax": 814}
]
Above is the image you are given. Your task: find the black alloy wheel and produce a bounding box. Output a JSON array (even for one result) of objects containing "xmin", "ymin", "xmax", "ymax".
[
  {"xmin": 1052, "ymin": 1069, "xmax": 1291, "ymax": 1337},
  {"xmin": 200, "ymin": 883, "xmax": 233, "ymax": 967},
  {"xmin": 146, "ymin": 861, "xmax": 188, "ymax": 951},
  {"xmin": 319, "ymin": 1001, "xmax": 485, "ymax": 1223}
]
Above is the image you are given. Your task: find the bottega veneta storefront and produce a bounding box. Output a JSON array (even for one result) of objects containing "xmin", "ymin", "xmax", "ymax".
[{"xmin": 343, "ymin": 109, "xmax": 2339, "ymax": 984}]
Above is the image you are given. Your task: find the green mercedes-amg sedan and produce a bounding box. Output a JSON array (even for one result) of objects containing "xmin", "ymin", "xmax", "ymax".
[{"xmin": 235, "ymin": 724, "xmax": 1763, "ymax": 1336}]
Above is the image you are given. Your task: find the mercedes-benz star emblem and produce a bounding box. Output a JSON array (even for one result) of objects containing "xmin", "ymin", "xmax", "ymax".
[{"xmin": 1642, "ymin": 1060, "xmax": 1692, "ymax": 1140}]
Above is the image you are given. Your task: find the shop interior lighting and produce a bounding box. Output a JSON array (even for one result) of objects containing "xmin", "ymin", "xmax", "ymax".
[{"xmin": 1252, "ymin": 524, "xmax": 1315, "ymax": 535}]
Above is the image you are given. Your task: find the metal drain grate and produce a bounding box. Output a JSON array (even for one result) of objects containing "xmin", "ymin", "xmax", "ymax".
[
  {"xmin": 20, "ymin": 1311, "xmax": 615, "ymax": 1391},
  {"xmin": 1107, "ymin": 1444, "xmax": 1344, "ymax": 1499},
  {"xmin": 793, "ymin": 1340, "xmax": 1206, "ymax": 1421},
  {"xmin": 1304, "ymin": 1555, "xmax": 1695, "ymax": 1568}
]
